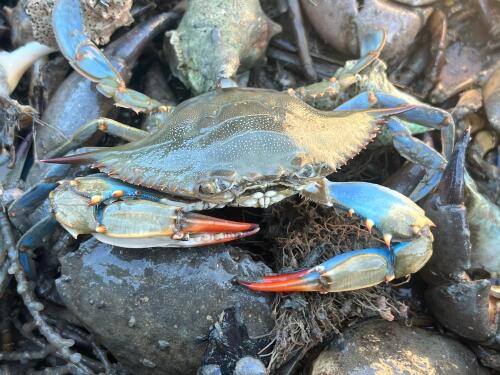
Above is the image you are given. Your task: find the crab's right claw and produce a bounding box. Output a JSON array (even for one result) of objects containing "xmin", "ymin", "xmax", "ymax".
[{"xmin": 51, "ymin": 177, "xmax": 259, "ymax": 248}]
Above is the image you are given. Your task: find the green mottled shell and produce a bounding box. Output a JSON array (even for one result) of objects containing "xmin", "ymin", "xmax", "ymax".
[{"xmin": 90, "ymin": 88, "xmax": 385, "ymax": 203}]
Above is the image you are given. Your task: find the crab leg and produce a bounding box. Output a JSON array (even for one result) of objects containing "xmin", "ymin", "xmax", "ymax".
[
  {"xmin": 53, "ymin": 0, "xmax": 172, "ymax": 113},
  {"xmin": 43, "ymin": 118, "xmax": 149, "ymax": 160},
  {"xmin": 335, "ymin": 91, "xmax": 451, "ymax": 129},
  {"xmin": 335, "ymin": 93, "xmax": 450, "ymax": 201},
  {"xmin": 386, "ymin": 118, "xmax": 446, "ymax": 201},
  {"xmin": 239, "ymin": 178, "xmax": 433, "ymax": 293},
  {"xmin": 338, "ymin": 29, "xmax": 386, "ymax": 80},
  {"xmin": 8, "ymin": 148, "xmax": 102, "ymax": 232},
  {"xmin": 292, "ymin": 30, "xmax": 386, "ymax": 103}
]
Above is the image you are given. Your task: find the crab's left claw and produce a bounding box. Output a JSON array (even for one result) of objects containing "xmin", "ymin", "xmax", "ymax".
[
  {"xmin": 239, "ymin": 238, "xmax": 432, "ymax": 293},
  {"xmin": 241, "ymin": 178, "xmax": 434, "ymax": 293}
]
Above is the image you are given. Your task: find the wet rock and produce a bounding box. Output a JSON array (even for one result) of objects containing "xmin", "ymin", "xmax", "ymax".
[
  {"xmin": 234, "ymin": 356, "xmax": 267, "ymax": 375},
  {"xmin": 301, "ymin": 0, "xmax": 431, "ymax": 64},
  {"xmin": 430, "ymin": 42, "xmax": 483, "ymax": 103},
  {"xmin": 310, "ymin": 320, "xmax": 488, "ymax": 375},
  {"xmin": 56, "ymin": 239, "xmax": 274, "ymax": 375},
  {"xmin": 201, "ymin": 307, "xmax": 269, "ymax": 374},
  {"xmin": 425, "ymin": 280, "xmax": 497, "ymax": 343}
]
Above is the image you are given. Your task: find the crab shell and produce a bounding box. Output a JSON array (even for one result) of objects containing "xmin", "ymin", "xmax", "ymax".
[
  {"xmin": 54, "ymin": 88, "xmax": 397, "ymax": 206},
  {"xmin": 166, "ymin": 0, "xmax": 281, "ymax": 93}
]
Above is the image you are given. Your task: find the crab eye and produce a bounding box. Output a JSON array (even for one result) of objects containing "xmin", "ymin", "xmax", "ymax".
[
  {"xmin": 198, "ymin": 178, "xmax": 233, "ymax": 195},
  {"xmin": 297, "ymin": 164, "xmax": 315, "ymax": 178},
  {"xmin": 199, "ymin": 181, "xmax": 217, "ymax": 194}
]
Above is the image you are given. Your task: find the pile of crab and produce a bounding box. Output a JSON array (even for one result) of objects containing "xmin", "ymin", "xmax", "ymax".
[{"xmin": 0, "ymin": 0, "xmax": 498, "ymax": 374}]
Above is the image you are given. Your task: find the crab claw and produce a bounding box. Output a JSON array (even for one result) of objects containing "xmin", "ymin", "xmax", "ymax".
[
  {"xmin": 50, "ymin": 180, "xmax": 259, "ymax": 248},
  {"xmin": 175, "ymin": 212, "xmax": 260, "ymax": 244},
  {"xmin": 239, "ymin": 247, "xmax": 396, "ymax": 293},
  {"xmin": 303, "ymin": 178, "xmax": 434, "ymax": 243},
  {"xmin": 239, "ymin": 237, "xmax": 433, "ymax": 293}
]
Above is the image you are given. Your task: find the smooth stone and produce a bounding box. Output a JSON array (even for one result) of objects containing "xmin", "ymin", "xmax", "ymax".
[
  {"xmin": 234, "ymin": 356, "xmax": 267, "ymax": 375},
  {"xmin": 56, "ymin": 239, "xmax": 274, "ymax": 375},
  {"xmin": 311, "ymin": 320, "xmax": 488, "ymax": 375}
]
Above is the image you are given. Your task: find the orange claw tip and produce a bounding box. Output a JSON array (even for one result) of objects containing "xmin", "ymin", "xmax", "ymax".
[
  {"xmin": 238, "ymin": 272, "xmax": 324, "ymax": 293},
  {"xmin": 256, "ymin": 268, "xmax": 313, "ymax": 283},
  {"xmin": 181, "ymin": 212, "xmax": 259, "ymax": 234}
]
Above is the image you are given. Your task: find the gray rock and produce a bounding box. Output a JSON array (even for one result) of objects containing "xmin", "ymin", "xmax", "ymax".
[
  {"xmin": 311, "ymin": 320, "xmax": 488, "ymax": 375},
  {"xmin": 56, "ymin": 239, "xmax": 274, "ymax": 375},
  {"xmin": 198, "ymin": 364, "xmax": 222, "ymax": 375},
  {"xmin": 234, "ymin": 356, "xmax": 267, "ymax": 375}
]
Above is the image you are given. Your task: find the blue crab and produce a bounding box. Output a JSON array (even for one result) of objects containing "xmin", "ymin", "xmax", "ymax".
[{"xmin": 10, "ymin": 0, "xmax": 456, "ymax": 293}]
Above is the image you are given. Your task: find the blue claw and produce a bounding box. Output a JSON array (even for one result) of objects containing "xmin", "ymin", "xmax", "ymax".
[
  {"xmin": 359, "ymin": 29, "xmax": 386, "ymax": 58},
  {"xmin": 305, "ymin": 179, "xmax": 434, "ymax": 242},
  {"xmin": 338, "ymin": 29, "xmax": 386, "ymax": 78},
  {"xmin": 53, "ymin": 0, "xmax": 121, "ymax": 83},
  {"xmin": 240, "ymin": 247, "xmax": 394, "ymax": 292},
  {"xmin": 52, "ymin": 0, "xmax": 163, "ymax": 112},
  {"xmin": 240, "ymin": 238, "xmax": 432, "ymax": 293}
]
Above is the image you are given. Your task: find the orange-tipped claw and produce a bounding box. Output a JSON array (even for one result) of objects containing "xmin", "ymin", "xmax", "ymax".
[
  {"xmin": 253, "ymin": 268, "xmax": 313, "ymax": 283},
  {"xmin": 180, "ymin": 212, "xmax": 258, "ymax": 234},
  {"xmin": 238, "ymin": 271, "xmax": 324, "ymax": 292}
]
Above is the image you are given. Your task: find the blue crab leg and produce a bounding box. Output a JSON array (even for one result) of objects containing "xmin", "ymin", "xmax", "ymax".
[
  {"xmin": 335, "ymin": 90, "xmax": 456, "ymax": 161},
  {"xmin": 337, "ymin": 29, "xmax": 386, "ymax": 80},
  {"xmin": 335, "ymin": 91, "xmax": 451, "ymax": 129},
  {"xmin": 335, "ymin": 93, "xmax": 450, "ymax": 201},
  {"xmin": 240, "ymin": 178, "xmax": 434, "ymax": 292},
  {"xmin": 53, "ymin": 0, "xmax": 171, "ymax": 113},
  {"xmin": 292, "ymin": 30, "xmax": 386, "ymax": 104},
  {"xmin": 386, "ymin": 118, "xmax": 447, "ymax": 201},
  {"xmin": 8, "ymin": 148, "xmax": 101, "ymax": 232},
  {"xmin": 17, "ymin": 216, "xmax": 59, "ymax": 252},
  {"xmin": 8, "ymin": 163, "xmax": 72, "ymax": 232},
  {"xmin": 43, "ymin": 118, "xmax": 149, "ymax": 160}
]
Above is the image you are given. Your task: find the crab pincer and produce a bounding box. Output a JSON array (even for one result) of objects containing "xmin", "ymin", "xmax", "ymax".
[
  {"xmin": 50, "ymin": 175, "xmax": 259, "ymax": 248},
  {"xmin": 239, "ymin": 180, "xmax": 434, "ymax": 293}
]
